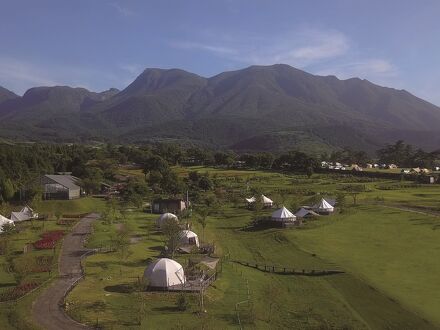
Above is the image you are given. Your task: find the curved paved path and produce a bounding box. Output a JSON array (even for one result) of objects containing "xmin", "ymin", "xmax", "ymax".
[{"xmin": 32, "ymin": 213, "xmax": 100, "ymax": 330}]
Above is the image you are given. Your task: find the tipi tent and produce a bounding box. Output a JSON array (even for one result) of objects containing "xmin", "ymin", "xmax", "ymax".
[
  {"xmin": 271, "ymin": 206, "xmax": 297, "ymax": 222},
  {"xmin": 314, "ymin": 198, "xmax": 334, "ymax": 214},
  {"xmin": 295, "ymin": 208, "xmax": 319, "ymax": 218},
  {"xmin": 156, "ymin": 213, "xmax": 179, "ymax": 228},
  {"xmin": 0, "ymin": 214, "xmax": 14, "ymax": 233},
  {"xmin": 179, "ymin": 230, "xmax": 199, "ymax": 247},
  {"xmin": 144, "ymin": 258, "xmax": 185, "ymax": 288},
  {"xmin": 261, "ymin": 195, "xmax": 273, "ymax": 207}
]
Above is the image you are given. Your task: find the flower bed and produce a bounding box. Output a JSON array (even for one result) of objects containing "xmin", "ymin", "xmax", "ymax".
[
  {"xmin": 57, "ymin": 218, "xmax": 77, "ymax": 226},
  {"xmin": 34, "ymin": 230, "xmax": 65, "ymax": 249},
  {"xmin": 0, "ymin": 282, "xmax": 40, "ymax": 301},
  {"xmin": 31, "ymin": 256, "xmax": 54, "ymax": 273}
]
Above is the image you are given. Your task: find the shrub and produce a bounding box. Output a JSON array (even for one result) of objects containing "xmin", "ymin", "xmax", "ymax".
[{"xmin": 176, "ymin": 293, "xmax": 190, "ymax": 311}]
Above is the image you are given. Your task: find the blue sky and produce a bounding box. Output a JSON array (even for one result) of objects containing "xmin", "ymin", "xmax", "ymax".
[{"xmin": 1, "ymin": 0, "xmax": 440, "ymax": 105}]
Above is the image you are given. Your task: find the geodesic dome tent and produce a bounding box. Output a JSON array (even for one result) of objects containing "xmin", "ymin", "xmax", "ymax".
[
  {"xmin": 179, "ymin": 230, "xmax": 199, "ymax": 247},
  {"xmin": 143, "ymin": 258, "xmax": 186, "ymax": 288},
  {"xmin": 156, "ymin": 212, "xmax": 179, "ymax": 228}
]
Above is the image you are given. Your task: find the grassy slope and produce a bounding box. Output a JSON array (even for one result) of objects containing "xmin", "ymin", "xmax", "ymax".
[
  {"xmin": 64, "ymin": 168, "xmax": 440, "ymax": 329},
  {"xmin": 292, "ymin": 205, "xmax": 440, "ymax": 326}
]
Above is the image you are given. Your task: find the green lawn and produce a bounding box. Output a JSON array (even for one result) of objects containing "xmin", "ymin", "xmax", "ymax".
[
  {"xmin": 63, "ymin": 168, "xmax": 440, "ymax": 329},
  {"xmin": 2, "ymin": 169, "xmax": 439, "ymax": 329},
  {"xmin": 291, "ymin": 205, "xmax": 440, "ymax": 326}
]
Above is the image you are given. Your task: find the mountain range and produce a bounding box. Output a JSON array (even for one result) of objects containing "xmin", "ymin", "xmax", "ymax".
[{"xmin": 1, "ymin": 64, "xmax": 439, "ymax": 153}]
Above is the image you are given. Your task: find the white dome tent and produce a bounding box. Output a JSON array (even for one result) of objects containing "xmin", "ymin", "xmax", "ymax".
[
  {"xmin": 314, "ymin": 198, "xmax": 334, "ymax": 214},
  {"xmin": 156, "ymin": 213, "xmax": 179, "ymax": 229},
  {"xmin": 271, "ymin": 206, "xmax": 297, "ymax": 223},
  {"xmin": 179, "ymin": 230, "xmax": 200, "ymax": 247},
  {"xmin": 144, "ymin": 258, "xmax": 186, "ymax": 288},
  {"xmin": 0, "ymin": 214, "xmax": 14, "ymax": 233}
]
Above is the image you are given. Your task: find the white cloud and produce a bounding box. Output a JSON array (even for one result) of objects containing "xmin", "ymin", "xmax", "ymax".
[
  {"xmin": 108, "ymin": 2, "xmax": 135, "ymax": 17},
  {"xmin": 170, "ymin": 29, "xmax": 350, "ymax": 68},
  {"xmin": 314, "ymin": 59, "xmax": 400, "ymax": 88},
  {"xmin": 316, "ymin": 59, "xmax": 397, "ymax": 78},
  {"xmin": 289, "ymin": 30, "xmax": 349, "ymax": 62},
  {"xmin": 169, "ymin": 41, "xmax": 238, "ymax": 55}
]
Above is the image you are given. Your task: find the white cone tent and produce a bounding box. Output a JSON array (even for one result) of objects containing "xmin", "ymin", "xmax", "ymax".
[
  {"xmin": 245, "ymin": 197, "xmax": 256, "ymax": 203},
  {"xmin": 261, "ymin": 195, "xmax": 273, "ymax": 207},
  {"xmin": 271, "ymin": 206, "xmax": 296, "ymax": 222},
  {"xmin": 156, "ymin": 213, "xmax": 179, "ymax": 228},
  {"xmin": 179, "ymin": 230, "xmax": 200, "ymax": 247},
  {"xmin": 314, "ymin": 198, "xmax": 334, "ymax": 213},
  {"xmin": 245, "ymin": 195, "xmax": 273, "ymax": 207},
  {"xmin": 144, "ymin": 258, "xmax": 186, "ymax": 288},
  {"xmin": 0, "ymin": 214, "xmax": 14, "ymax": 233}
]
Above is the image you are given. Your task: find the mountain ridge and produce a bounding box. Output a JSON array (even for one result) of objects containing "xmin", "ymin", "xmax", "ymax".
[{"xmin": 0, "ymin": 64, "xmax": 439, "ymax": 153}]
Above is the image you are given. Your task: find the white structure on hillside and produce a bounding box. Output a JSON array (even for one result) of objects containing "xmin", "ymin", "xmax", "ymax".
[
  {"xmin": 314, "ymin": 198, "xmax": 334, "ymax": 214},
  {"xmin": 144, "ymin": 258, "xmax": 185, "ymax": 288},
  {"xmin": 245, "ymin": 194, "xmax": 273, "ymax": 208},
  {"xmin": 271, "ymin": 206, "xmax": 297, "ymax": 223},
  {"xmin": 0, "ymin": 214, "xmax": 14, "ymax": 233},
  {"xmin": 156, "ymin": 213, "xmax": 179, "ymax": 229},
  {"xmin": 179, "ymin": 230, "xmax": 200, "ymax": 247},
  {"xmin": 10, "ymin": 205, "xmax": 38, "ymax": 223}
]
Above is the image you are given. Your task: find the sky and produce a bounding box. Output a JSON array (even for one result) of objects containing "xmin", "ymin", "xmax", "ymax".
[{"xmin": 1, "ymin": 0, "xmax": 440, "ymax": 105}]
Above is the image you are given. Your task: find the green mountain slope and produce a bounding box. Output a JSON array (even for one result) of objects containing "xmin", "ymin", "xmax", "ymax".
[{"xmin": 0, "ymin": 64, "xmax": 439, "ymax": 151}]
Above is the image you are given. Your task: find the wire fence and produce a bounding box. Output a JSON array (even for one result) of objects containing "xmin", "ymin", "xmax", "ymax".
[{"xmin": 232, "ymin": 260, "xmax": 344, "ymax": 276}]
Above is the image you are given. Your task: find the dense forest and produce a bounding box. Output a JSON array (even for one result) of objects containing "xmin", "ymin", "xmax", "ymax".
[{"xmin": 0, "ymin": 141, "xmax": 438, "ymax": 207}]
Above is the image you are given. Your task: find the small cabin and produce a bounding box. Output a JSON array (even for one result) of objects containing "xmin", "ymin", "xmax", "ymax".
[{"xmin": 152, "ymin": 198, "xmax": 188, "ymax": 214}]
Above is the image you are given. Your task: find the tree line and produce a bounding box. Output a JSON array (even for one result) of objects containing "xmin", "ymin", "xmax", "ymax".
[{"xmin": 0, "ymin": 140, "xmax": 438, "ymax": 204}]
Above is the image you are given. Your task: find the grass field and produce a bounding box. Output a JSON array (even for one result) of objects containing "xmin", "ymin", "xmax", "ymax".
[
  {"xmin": 61, "ymin": 168, "xmax": 440, "ymax": 329},
  {"xmin": 1, "ymin": 169, "xmax": 439, "ymax": 329}
]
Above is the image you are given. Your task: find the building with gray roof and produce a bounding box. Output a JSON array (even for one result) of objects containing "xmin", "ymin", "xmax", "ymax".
[{"xmin": 41, "ymin": 175, "xmax": 81, "ymax": 200}]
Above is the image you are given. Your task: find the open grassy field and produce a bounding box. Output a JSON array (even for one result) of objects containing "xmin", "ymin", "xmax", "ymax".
[
  {"xmin": 1, "ymin": 169, "xmax": 439, "ymax": 329},
  {"xmin": 61, "ymin": 167, "xmax": 440, "ymax": 329}
]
